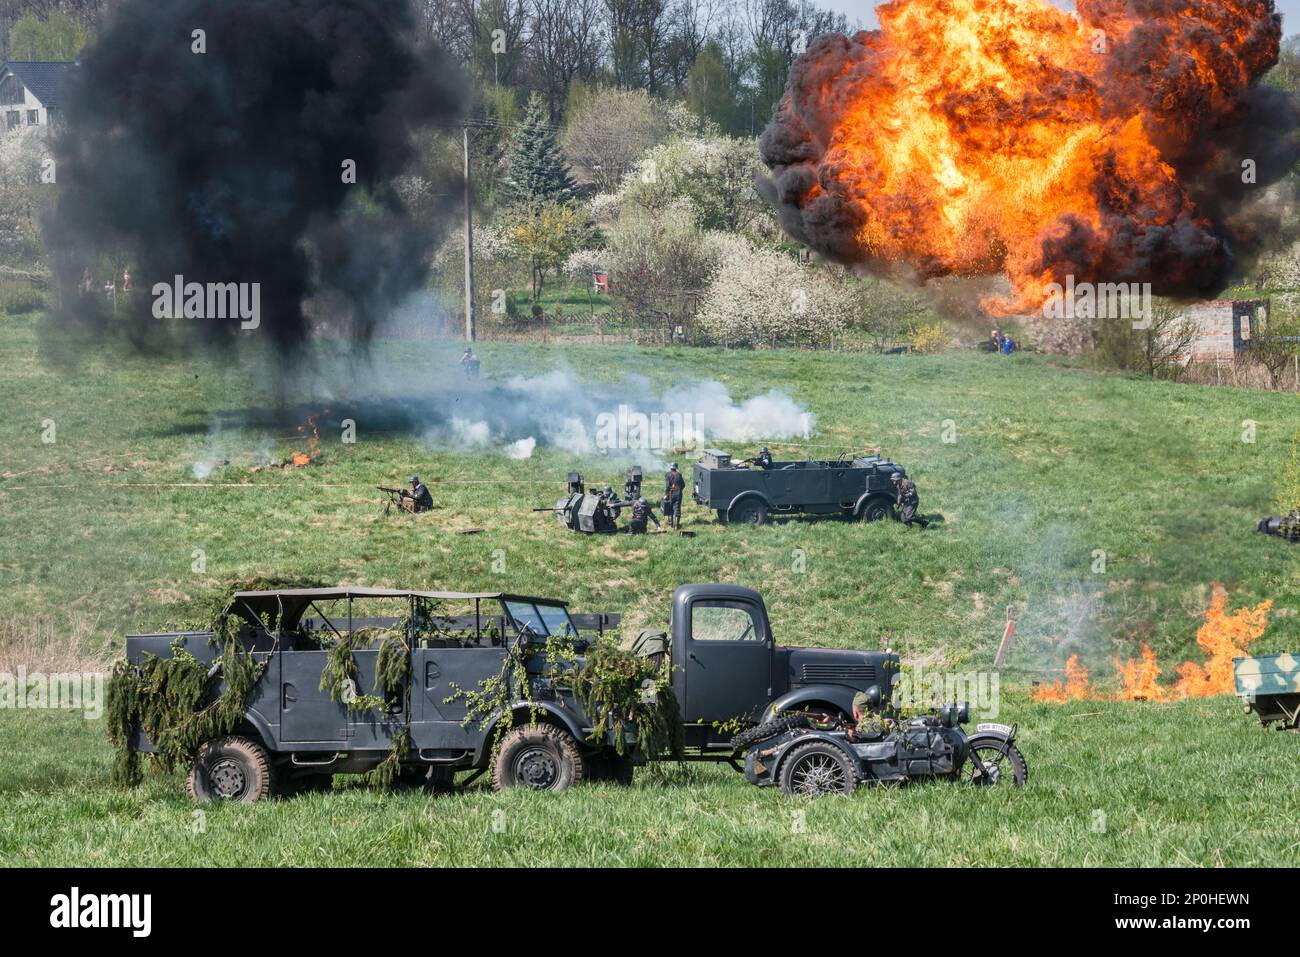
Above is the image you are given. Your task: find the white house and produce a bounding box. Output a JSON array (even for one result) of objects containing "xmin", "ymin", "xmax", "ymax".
[{"xmin": 0, "ymin": 60, "xmax": 72, "ymax": 131}]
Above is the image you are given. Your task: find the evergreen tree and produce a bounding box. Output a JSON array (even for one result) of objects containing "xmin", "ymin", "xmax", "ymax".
[{"xmin": 504, "ymin": 93, "xmax": 577, "ymax": 206}]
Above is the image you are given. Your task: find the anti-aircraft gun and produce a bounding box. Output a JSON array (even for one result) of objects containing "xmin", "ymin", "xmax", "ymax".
[{"xmin": 537, "ymin": 468, "xmax": 642, "ymax": 534}]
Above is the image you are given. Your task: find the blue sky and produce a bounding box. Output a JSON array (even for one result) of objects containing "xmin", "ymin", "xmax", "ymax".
[{"xmin": 823, "ymin": 0, "xmax": 1300, "ymax": 34}]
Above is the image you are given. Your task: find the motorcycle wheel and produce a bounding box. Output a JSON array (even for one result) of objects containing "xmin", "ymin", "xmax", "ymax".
[{"xmin": 966, "ymin": 741, "xmax": 1028, "ymax": 786}]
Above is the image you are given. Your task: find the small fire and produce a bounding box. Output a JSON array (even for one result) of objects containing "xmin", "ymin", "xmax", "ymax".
[
  {"xmin": 287, "ymin": 414, "xmax": 320, "ymax": 467},
  {"xmin": 1037, "ymin": 586, "xmax": 1272, "ymax": 703},
  {"xmin": 1032, "ymin": 654, "xmax": 1090, "ymax": 702}
]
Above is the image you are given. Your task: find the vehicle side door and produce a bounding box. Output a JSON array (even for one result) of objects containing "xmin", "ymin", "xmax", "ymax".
[
  {"xmin": 682, "ymin": 597, "xmax": 772, "ymax": 724},
  {"xmin": 280, "ymin": 650, "xmax": 350, "ymax": 746}
]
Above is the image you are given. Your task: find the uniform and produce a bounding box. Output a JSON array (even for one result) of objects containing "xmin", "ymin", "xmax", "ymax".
[
  {"xmin": 895, "ymin": 477, "xmax": 927, "ymax": 528},
  {"xmin": 664, "ymin": 466, "xmax": 685, "ymax": 529},
  {"xmin": 628, "ymin": 498, "xmax": 660, "ymax": 534}
]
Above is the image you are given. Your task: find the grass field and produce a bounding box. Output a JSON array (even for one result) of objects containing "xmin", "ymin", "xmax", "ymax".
[{"xmin": 1, "ymin": 307, "xmax": 1298, "ymax": 866}]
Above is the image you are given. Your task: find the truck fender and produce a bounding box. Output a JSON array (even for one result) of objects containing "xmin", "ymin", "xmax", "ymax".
[
  {"xmin": 764, "ymin": 685, "xmax": 857, "ymax": 722},
  {"xmin": 474, "ymin": 701, "xmax": 589, "ymax": 766},
  {"xmin": 728, "ymin": 490, "xmax": 774, "ymax": 513},
  {"xmin": 853, "ymin": 491, "xmax": 894, "ymax": 517},
  {"xmin": 236, "ymin": 707, "xmax": 277, "ymax": 750}
]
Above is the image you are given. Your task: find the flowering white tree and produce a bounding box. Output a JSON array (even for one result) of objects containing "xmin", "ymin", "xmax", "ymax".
[
  {"xmin": 0, "ymin": 125, "xmax": 53, "ymax": 265},
  {"xmin": 696, "ymin": 242, "xmax": 850, "ymax": 347}
]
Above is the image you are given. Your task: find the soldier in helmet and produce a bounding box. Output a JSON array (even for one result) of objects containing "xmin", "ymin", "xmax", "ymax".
[
  {"xmin": 628, "ymin": 496, "xmax": 662, "ymax": 534},
  {"xmin": 598, "ymin": 483, "xmax": 622, "ymax": 530},
  {"xmin": 891, "ymin": 472, "xmax": 928, "ymax": 528},
  {"xmin": 663, "ymin": 463, "xmax": 685, "ymax": 529},
  {"xmin": 401, "ymin": 475, "xmax": 434, "ymax": 513},
  {"xmin": 755, "ymin": 447, "xmax": 774, "ymax": 470},
  {"xmin": 849, "ymin": 689, "xmax": 887, "ymax": 741}
]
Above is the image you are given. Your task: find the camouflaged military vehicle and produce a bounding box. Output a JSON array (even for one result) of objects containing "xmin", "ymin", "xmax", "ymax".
[
  {"xmin": 1257, "ymin": 514, "xmax": 1300, "ymax": 542},
  {"xmin": 1234, "ymin": 652, "xmax": 1300, "ymax": 729},
  {"xmin": 692, "ymin": 448, "xmax": 910, "ymax": 525},
  {"xmin": 121, "ymin": 583, "xmax": 900, "ymax": 801}
]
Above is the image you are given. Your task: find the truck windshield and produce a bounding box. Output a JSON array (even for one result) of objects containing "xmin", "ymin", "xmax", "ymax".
[{"xmin": 504, "ymin": 600, "xmax": 578, "ymax": 639}]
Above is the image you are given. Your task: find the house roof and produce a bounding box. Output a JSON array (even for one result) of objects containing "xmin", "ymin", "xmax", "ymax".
[{"xmin": 0, "ymin": 60, "xmax": 73, "ymax": 109}]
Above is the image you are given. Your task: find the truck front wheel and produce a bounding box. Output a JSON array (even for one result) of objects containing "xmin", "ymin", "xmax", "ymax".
[
  {"xmin": 492, "ymin": 724, "xmax": 586, "ymax": 792},
  {"xmin": 187, "ymin": 736, "xmax": 275, "ymax": 803}
]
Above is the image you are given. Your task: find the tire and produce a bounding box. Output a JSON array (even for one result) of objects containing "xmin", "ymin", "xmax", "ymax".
[
  {"xmin": 859, "ymin": 499, "xmax": 895, "ymax": 522},
  {"xmin": 491, "ymin": 723, "xmax": 585, "ymax": 792},
  {"xmin": 966, "ymin": 739, "xmax": 1028, "ymax": 786},
  {"xmin": 730, "ymin": 713, "xmax": 814, "ymax": 752},
  {"xmin": 187, "ymin": 736, "xmax": 275, "ymax": 803},
  {"xmin": 779, "ymin": 740, "xmax": 860, "ymax": 797},
  {"xmin": 730, "ymin": 500, "xmax": 770, "ymax": 525}
]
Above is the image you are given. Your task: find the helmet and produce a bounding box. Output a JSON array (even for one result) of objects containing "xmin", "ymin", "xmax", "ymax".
[
  {"xmin": 670, "ymin": 463, "xmax": 678, "ymax": 470},
  {"xmin": 409, "ymin": 475, "xmax": 420, "ymax": 484},
  {"xmin": 890, "ymin": 472, "xmax": 902, "ymax": 482},
  {"xmin": 761, "ymin": 447, "xmax": 769, "ymax": 453},
  {"xmin": 638, "ymin": 497, "xmax": 648, "ymax": 505},
  {"xmin": 603, "ymin": 484, "xmax": 613, "ymax": 495}
]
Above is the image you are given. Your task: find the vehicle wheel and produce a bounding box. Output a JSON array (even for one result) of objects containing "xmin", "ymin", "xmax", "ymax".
[
  {"xmin": 491, "ymin": 724, "xmax": 585, "ymax": 792},
  {"xmin": 730, "ymin": 713, "xmax": 814, "ymax": 752},
  {"xmin": 779, "ymin": 740, "xmax": 859, "ymax": 797},
  {"xmin": 859, "ymin": 499, "xmax": 894, "ymax": 522},
  {"xmin": 187, "ymin": 736, "xmax": 275, "ymax": 803},
  {"xmin": 730, "ymin": 500, "xmax": 769, "ymax": 525},
  {"xmin": 966, "ymin": 741, "xmax": 1028, "ymax": 786}
]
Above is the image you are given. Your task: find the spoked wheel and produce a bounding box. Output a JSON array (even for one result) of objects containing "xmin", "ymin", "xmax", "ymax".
[
  {"xmin": 779, "ymin": 741, "xmax": 859, "ymax": 797},
  {"xmin": 967, "ymin": 741, "xmax": 1028, "ymax": 787}
]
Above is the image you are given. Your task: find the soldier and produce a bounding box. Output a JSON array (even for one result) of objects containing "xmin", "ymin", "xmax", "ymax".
[
  {"xmin": 460, "ymin": 347, "xmax": 480, "ymax": 379},
  {"xmin": 664, "ymin": 463, "xmax": 685, "ymax": 529},
  {"xmin": 401, "ymin": 475, "xmax": 434, "ymax": 513},
  {"xmin": 891, "ymin": 472, "xmax": 929, "ymax": 528},
  {"xmin": 755, "ymin": 447, "xmax": 774, "ymax": 470},
  {"xmin": 849, "ymin": 690, "xmax": 886, "ymax": 741},
  {"xmin": 628, "ymin": 496, "xmax": 661, "ymax": 534}
]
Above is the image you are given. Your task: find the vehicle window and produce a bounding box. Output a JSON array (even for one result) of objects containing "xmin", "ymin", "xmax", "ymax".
[
  {"xmin": 505, "ymin": 600, "xmax": 548, "ymax": 637},
  {"xmin": 535, "ymin": 604, "xmax": 578, "ymax": 638},
  {"xmin": 691, "ymin": 602, "xmax": 763, "ymax": 642}
]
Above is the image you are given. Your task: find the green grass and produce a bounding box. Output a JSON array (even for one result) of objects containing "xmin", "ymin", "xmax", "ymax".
[
  {"xmin": 0, "ymin": 307, "xmax": 1298, "ymax": 866},
  {"xmin": 3, "ymin": 695, "xmax": 1299, "ymax": 866}
]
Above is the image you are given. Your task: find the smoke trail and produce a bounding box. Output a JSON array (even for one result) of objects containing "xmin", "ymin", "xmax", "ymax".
[{"xmin": 42, "ymin": 0, "xmax": 465, "ymax": 358}]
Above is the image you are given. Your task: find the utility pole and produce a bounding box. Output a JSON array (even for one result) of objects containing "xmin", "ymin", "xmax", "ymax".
[{"xmin": 463, "ymin": 126, "xmax": 476, "ymax": 343}]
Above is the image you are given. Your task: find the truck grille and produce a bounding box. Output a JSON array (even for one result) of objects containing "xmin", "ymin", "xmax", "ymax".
[{"xmin": 800, "ymin": 664, "xmax": 875, "ymax": 684}]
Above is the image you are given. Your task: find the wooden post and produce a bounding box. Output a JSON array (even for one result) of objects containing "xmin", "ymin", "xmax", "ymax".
[{"xmin": 463, "ymin": 127, "xmax": 476, "ymax": 343}]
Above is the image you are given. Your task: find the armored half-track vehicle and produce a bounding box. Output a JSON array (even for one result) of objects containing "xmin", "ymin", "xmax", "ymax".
[
  {"xmin": 737, "ymin": 707, "xmax": 1027, "ymax": 797},
  {"xmin": 1234, "ymin": 652, "xmax": 1300, "ymax": 729},
  {"xmin": 119, "ymin": 583, "xmax": 902, "ymax": 801},
  {"xmin": 692, "ymin": 448, "xmax": 910, "ymax": 525},
  {"xmin": 1257, "ymin": 514, "xmax": 1299, "ymax": 542}
]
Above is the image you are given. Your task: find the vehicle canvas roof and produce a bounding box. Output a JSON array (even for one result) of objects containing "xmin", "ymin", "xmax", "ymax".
[{"xmin": 230, "ymin": 587, "xmax": 566, "ymax": 605}]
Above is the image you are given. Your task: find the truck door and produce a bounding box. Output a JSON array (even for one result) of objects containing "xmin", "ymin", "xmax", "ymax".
[
  {"xmin": 410, "ymin": 647, "xmax": 506, "ymax": 751},
  {"xmin": 682, "ymin": 598, "xmax": 771, "ymax": 723},
  {"xmin": 280, "ymin": 651, "xmax": 350, "ymax": 745}
]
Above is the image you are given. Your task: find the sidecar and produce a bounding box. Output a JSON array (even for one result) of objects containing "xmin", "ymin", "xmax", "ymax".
[{"xmin": 741, "ymin": 705, "xmax": 1027, "ymax": 797}]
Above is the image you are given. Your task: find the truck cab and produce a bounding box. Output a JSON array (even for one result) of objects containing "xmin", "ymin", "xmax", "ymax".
[{"xmin": 666, "ymin": 583, "xmax": 899, "ymax": 756}]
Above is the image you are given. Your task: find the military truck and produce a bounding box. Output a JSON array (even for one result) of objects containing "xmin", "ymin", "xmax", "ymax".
[
  {"xmin": 1233, "ymin": 652, "xmax": 1300, "ymax": 729},
  {"xmin": 121, "ymin": 583, "xmax": 898, "ymax": 801},
  {"xmin": 692, "ymin": 448, "xmax": 910, "ymax": 524}
]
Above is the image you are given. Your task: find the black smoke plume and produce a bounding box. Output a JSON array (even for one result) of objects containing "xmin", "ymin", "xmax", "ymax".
[{"xmin": 43, "ymin": 0, "xmax": 465, "ymax": 357}]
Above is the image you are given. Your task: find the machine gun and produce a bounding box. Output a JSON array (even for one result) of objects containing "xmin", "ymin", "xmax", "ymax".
[
  {"xmin": 378, "ymin": 486, "xmax": 406, "ymax": 516},
  {"xmin": 1257, "ymin": 514, "xmax": 1300, "ymax": 542}
]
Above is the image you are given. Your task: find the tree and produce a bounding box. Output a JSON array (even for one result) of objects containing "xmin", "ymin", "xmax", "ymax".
[
  {"xmin": 618, "ymin": 134, "xmax": 770, "ymax": 235},
  {"xmin": 506, "ymin": 200, "xmax": 588, "ymax": 301},
  {"xmin": 1251, "ymin": 297, "xmax": 1300, "ymax": 389},
  {"xmin": 1137, "ymin": 299, "xmax": 1199, "ymax": 379},
  {"xmin": 526, "ymin": 0, "xmax": 605, "ymax": 116},
  {"xmin": 8, "ymin": 9, "xmax": 88, "ymax": 60},
  {"xmin": 685, "ymin": 41, "xmax": 736, "ymax": 132},
  {"xmin": 0, "ymin": 124, "xmax": 51, "ymax": 265},
  {"xmin": 695, "ymin": 239, "xmax": 849, "ymax": 347},
  {"xmin": 561, "ymin": 87, "xmax": 670, "ymax": 191},
  {"xmin": 503, "ymin": 93, "xmax": 578, "ymax": 205},
  {"xmin": 605, "ymin": 205, "xmax": 716, "ymax": 337}
]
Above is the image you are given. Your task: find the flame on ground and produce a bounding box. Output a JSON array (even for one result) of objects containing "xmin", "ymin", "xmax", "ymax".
[
  {"xmin": 288, "ymin": 414, "xmax": 320, "ymax": 467},
  {"xmin": 761, "ymin": 0, "xmax": 1294, "ymax": 314},
  {"xmin": 1036, "ymin": 586, "xmax": 1272, "ymax": 702}
]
